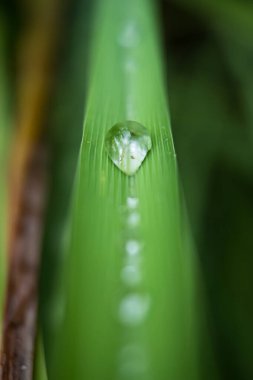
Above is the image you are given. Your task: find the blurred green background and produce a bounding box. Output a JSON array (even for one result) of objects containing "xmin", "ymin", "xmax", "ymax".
[
  {"xmin": 1, "ymin": 0, "xmax": 253, "ymax": 379},
  {"xmin": 161, "ymin": 1, "xmax": 253, "ymax": 379}
]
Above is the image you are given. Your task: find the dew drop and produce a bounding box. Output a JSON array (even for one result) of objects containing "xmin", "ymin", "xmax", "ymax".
[
  {"xmin": 105, "ymin": 121, "xmax": 152, "ymax": 175},
  {"xmin": 119, "ymin": 344, "xmax": 148, "ymax": 378},
  {"xmin": 127, "ymin": 211, "xmax": 140, "ymax": 227},
  {"xmin": 118, "ymin": 21, "xmax": 141, "ymax": 48},
  {"xmin": 118, "ymin": 293, "xmax": 150, "ymax": 326},
  {"xmin": 127, "ymin": 197, "xmax": 139, "ymax": 209},
  {"xmin": 125, "ymin": 240, "xmax": 141, "ymax": 256}
]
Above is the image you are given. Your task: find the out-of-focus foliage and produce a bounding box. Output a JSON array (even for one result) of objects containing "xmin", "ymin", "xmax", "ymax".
[
  {"xmin": 39, "ymin": 0, "xmax": 91, "ymax": 367},
  {"xmin": 161, "ymin": 1, "xmax": 253, "ymax": 379}
]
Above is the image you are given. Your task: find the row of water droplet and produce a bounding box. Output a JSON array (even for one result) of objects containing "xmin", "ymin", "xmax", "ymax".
[
  {"xmin": 116, "ymin": 16, "xmax": 151, "ymax": 379},
  {"xmin": 117, "ymin": 189, "xmax": 151, "ymax": 379}
]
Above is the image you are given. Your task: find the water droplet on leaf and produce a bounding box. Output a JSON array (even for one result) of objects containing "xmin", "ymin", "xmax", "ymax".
[
  {"xmin": 105, "ymin": 121, "xmax": 152, "ymax": 175},
  {"xmin": 119, "ymin": 344, "xmax": 148, "ymax": 378},
  {"xmin": 127, "ymin": 197, "xmax": 139, "ymax": 208},
  {"xmin": 125, "ymin": 240, "xmax": 141, "ymax": 256},
  {"xmin": 127, "ymin": 211, "xmax": 140, "ymax": 227},
  {"xmin": 118, "ymin": 293, "xmax": 150, "ymax": 326},
  {"xmin": 118, "ymin": 21, "xmax": 141, "ymax": 48}
]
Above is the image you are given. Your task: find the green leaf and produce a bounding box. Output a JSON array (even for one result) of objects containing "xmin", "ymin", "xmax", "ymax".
[
  {"xmin": 33, "ymin": 334, "xmax": 48, "ymax": 380},
  {"xmin": 49, "ymin": 0, "xmax": 216, "ymax": 379}
]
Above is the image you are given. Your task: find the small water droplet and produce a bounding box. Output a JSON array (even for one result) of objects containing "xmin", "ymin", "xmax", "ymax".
[
  {"xmin": 118, "ymin": 293, "xmax": 150, "ymax": 326},
  {"xmin": 127, "ymin": 197, "xmax": 139, "ymax": 209},
  {"xmin": 118, "ymin": 21, "xmax": 141, "ymax": 48},
  {"xmin": 121, "ymin": 265, "xmax": 141, "ymax": 286},
  {"xmin": 125, "ymin": 240, "xmax": 141, "ymax": 256},
  {"xmin": 119, "ymin": 344, "xmax": 148, "ymax": 378},
  {"xmin": 127, "ymin": 212, "xmax": 140, "ymax": 227},
  {"xmin": 105, "ymin": 121, "xmax": 152, "ymax": 175}
]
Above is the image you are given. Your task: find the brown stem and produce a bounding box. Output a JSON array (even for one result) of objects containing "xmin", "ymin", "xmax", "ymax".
[
  {"xmin": 0, "ymin": 1, "xmax": 65, "ymax": 377},
  {"xmin": 0, "ymin": 144, "xmax": 48, "ymax": 380}
]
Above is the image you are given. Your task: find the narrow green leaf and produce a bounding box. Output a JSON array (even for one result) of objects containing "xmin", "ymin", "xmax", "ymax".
[
  {"xmin": 51, "ymin": 0, "xmax": 215, "ymax": 379},
  {"xmin": 33, "ymin": 334, "xmax": 48, "ymax": 380}
]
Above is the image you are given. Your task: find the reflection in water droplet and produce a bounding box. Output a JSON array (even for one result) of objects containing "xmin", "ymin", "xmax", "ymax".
[
  {"xmin": 125, "ymin": 240, "xmax": 141, "ymax": 256},
  {"xmin": 118, "ymin": 21, "xmax": 141, "ymax": 48},
  {"xmin": 121, "ymin": 265, "xmax": 141, "ymax": 286},
  {"xmin": 118, "ymin": 294, "xmax": 150, "ymax": 326},
  {"xmin": 105, "ymin": 121, "xmax": 152, "ymax": 176}
]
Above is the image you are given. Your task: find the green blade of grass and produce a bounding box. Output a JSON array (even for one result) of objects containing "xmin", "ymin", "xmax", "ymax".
[
  {"xmin": 51, "ymin": 0, "xmax": 214, "ymax": 378},
  {"xmin": 33, "ymin": 333, "xmax": 48, "ymax": 380}
]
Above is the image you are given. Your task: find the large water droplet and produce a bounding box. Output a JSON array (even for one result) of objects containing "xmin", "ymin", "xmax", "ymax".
[{"xmin": 105, "ymin": 121, "xmax": 152, "ymax": 175}]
